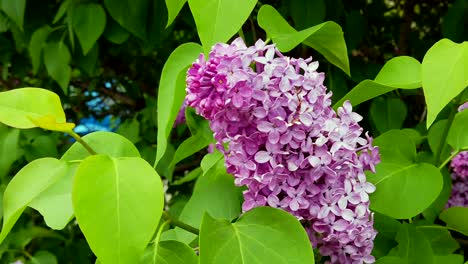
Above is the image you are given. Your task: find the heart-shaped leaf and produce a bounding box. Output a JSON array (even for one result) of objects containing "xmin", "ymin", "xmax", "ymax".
[
  {"xmin": 188, "ymin": 0, "xmax": 257, "ymax": 52},
  {"xmin": 0, "ymin": 88, "xmax": 67, "ymax": 129},
  {"xmin": 71, "ymin": 3, "xmax": 106, "ymax": 55},
  {"xmin": 258, "ymin": 5, "xmax": 349, "ymax": 75},
  {"xmin": 73, "ymin": 155, "xmax": 164, "ymax": 264},
  {"xmin": 199, "ymin": 207, "xmax": 315, "ymax": 263},
  {"xmin": 334, "ymin": 56, "xmax": 421, "ymax": 108},
  {"xmin": 422, "ymin": 39, "xmax": 468, "ymax": 127}
]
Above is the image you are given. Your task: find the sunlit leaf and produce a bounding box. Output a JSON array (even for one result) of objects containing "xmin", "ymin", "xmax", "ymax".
[
  {"xmin": 422, "ymin": 39, "xmax": 468, "ymax": 127},
  {"xmin": 73, "ymin": 155, "xmax": 164, "ymax": 264}
]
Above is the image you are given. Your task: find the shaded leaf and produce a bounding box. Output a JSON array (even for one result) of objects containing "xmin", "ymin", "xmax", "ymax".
[
  {"xmin": 71, "ymin": 3, "xmax": 106, "ymax": 55},
  {"xmin": 199, "ymin": 207, "xmax": 315, "ymax": 264}
]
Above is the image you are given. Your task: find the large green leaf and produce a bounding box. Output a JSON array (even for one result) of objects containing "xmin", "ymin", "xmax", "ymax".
[
  {"xmin": 0, "ymin": 88, "xmax": 68, "ymax": 129},
  {"xmin": 440, "ymin": 207, "xmax": 468, "ymax": 236},
  {"xmin": 43, "ymin": 41, "xmax": 72, "ymax": 92},
  {"xmin": 447, "ymin": 109, "xmax": 468, "ymax": 151},
  {"xmin": 0, "ymin": 158, "xmax": 69, "ymax": 244},
  {"xmin": 188, "ymin": 0, "xmax": 256, "ymax": 52},
  {"xmin": 140, "ymin": 240, "xmax": 198, "ymax": 264},
  {"xmin": 334, "ymin": 56, "xmax": 421, "ymax": 108},
  {"xmin": 417, "ymin": 226, "xmax": 459, "ymax": 255},
  {"xmin": 61, "ymin": 131, "xmax": 140, "ymax": 161},
  {"xmin": 391, "ymin": 224, "xmax": 434, "ymax": 264},
  {"xmin": 0, "ymin": 125, "xmax": 20, "ymax": 179},
  {"xmin": 71, "ymin": 3, "xmax": 106, "ymax": 55},
  {"xmin": 370, "ymin": 97, "xmax": 407, "ymax": 134},
  {"xmin": 165, "ymin": 0, "xmax": 187, "ymax": 27},
  {"xmin": 199, "ymin": 207, "xmax": 315, "ymax": 264},
  {"xmin": 422, "ymin": 39, "xmax": 468, "ymax": 127},
  {"xmin": 258, "ymin": 5, "xmax": 349, "ymax": 75},
  {"xmin": 29, "ymin": 25, "xmax": 52, "ymax": 75},
  {"xmin": 1, "ymin": 0, "xmax": 25, "ymax": 30},
  {"xmin": 368, "ymin": 130, "xmax": 443, "ymax": 219},
  {"xmin": 73, "ymin": 155, "xmax": 164, "ymax": 264},
  {"xmin": 155, "ymin": 43, "xmax": 203, "ymax": 167},
  {"xmin": 161, "ymin": 157, "xmax": 242, "ymax": 244},
  {"xmin": 103, "ymin": 0, "xmax": 149, "ymax": 39}
]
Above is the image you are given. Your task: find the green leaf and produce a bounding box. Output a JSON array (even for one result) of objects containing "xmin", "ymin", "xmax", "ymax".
[
  {"xmin": 372, "ymin": 212, "xmax": 401, "ymax": 258},
  {"xmin": 188, "ymin": 0, "xmax": 257, "ymax": 52},
  {"xmin": 140, "ymin": 240, "xmax": 198, "ymax": 264},
  {"xmin": 161, "ymin": 158, "xmax": 242, "ymax": 244},
  {"xmin": 23, "ymin": 134, "xmax": 59, "ymax": 162},
  {"xmin": 169, "ymin": 118, "xmax": 213, "ymax": 171},
  {"xmin": 199, "ymin": 207, "xmax": 315, "ymax": 264},
  {"xmin": 155, "ymin": 43, "xmax": 203, "ymax": 167},
  {"xmin": 52, "ymin": 0, "xmax": 71, "ymax": 24},
  {"xmin": 71, "ymin": 3, "xmax": 106, "ymax": 55},
  {"xmin": 442, "ymin": 0, "xmax": 466, "ymax": 44},
  {"xmin": 73, "ymin": 155, "xmax": 164, "ymax": 264},
  {"xmin": 368, "ymin": 162, "xmax": 443, "ymax": 219},
  {"xmin": 29, "ymin": 25, "xmax": 52, "ymax": 75},
  {"xmin": 374, "ymin": 130, "xmax": 417, "ymax": 164},
  {"xmin": 0, "ymin": 158, "xmax": 69, "ymax": 244},
  {"xmin": 258, "ymin": 5, "xmax": 349, "ymax": 75},
  {"xmin": 103, "ymin": 0, "xmax": 149, "ymax": 39},
  {"xmin": 29, "ymin": 251, "xmax": 58, "ymax": 264},
  {"xmin": 447, "ymin": 110, "xmax": 468, "ymax": 150},
  {"xmin": 423, "ymin": 168, "xmax": 452, "ymax": 223},
  {"xmin": 61, "ymin": 131, "xmax": 140, "ymax": 161},
  {"xmin": 417, "ymin": 226, "xmax": 459, "ymax": 255},
  {"xmin": 334, "ymin": 56, "xmax": 421, "ymax": 108},
  {"xmin": 0, "ymin": 125, "xmax": 20, "ymax": 179},
  {"xmin": 0, "ymin": 11, "xmax": 10, "ymax": 33},
  {"xmin": 428, "ymin": 119, "xmax": 451, "ymax": 162},
  {"xmin": 422, "ymin": 39, "xmax": 468, "ymax": 127},
  {"xmin": 1, "ymin": 0, "xmax": 25, "ymax": 30},
  {"xmin": 103, "ymin": 18, "xmax": 130, "ymax": 44},
  {"xmin": 165, "ymin": 0, "xmax": 187, "ymax": 27},
  {"xmin": 370, "ymin": 97, "xmax": 407, "ymax": 134},
  {"xmin": 392, "ymin": 224, "xmax": 434, "ymax": 264},
  {"xmin": 200, "ymin": 151, "xmax": 223, "ymax": 175},
  {"xmin": 368, "ymin": 130, "xmax": 442, "ymax": 219},
  {"xmin": 28, "ymin": 164, "xmax": 77, "ymax": 230},
  {"xmin": 433, "ymin": 254, "xmax": 464, "ymax": 264},
  {"xmin": 440, "ymin": 207, "xmax": 468, "ymax": 236},
  {"xmin": 289, "ymin": 0, "xmax": 325, "ymax": 29},
  {"xmin": 0, "ymin": 88, "xmax": 68, "ymax": 129},
  {"xmin": 117, "ymin": 117, "xmax": 140, "ymax": 144},
  {"xmin": 43, "ymin": 41, "xmax": 72, "ymax": 92}
]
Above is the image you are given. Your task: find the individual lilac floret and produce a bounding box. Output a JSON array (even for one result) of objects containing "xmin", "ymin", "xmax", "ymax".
[
  {"xmin": 186, "ymin": 38, "xmax": 380, "ymax": 264},
  {"xmin": 174, "ymin": 100, "xmax": 187, "ymax": 127}
]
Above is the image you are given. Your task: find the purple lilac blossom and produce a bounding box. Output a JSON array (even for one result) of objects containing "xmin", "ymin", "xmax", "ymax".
[
  {"xmin": 447, "ymin": 103, "xmax": 468, "ymax": 208},
  {"xmin": 186, "ymin": 38, "xmax": 380, "ymax": 264}
]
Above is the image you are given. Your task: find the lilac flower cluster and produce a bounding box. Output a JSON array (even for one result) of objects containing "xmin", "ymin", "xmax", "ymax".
[
  {"xmin": 186, "ymin": 38, "xmax": 380, "ymax": 263},
  {"xmin": 447, "ymin": 103, "xmax": 468, "ymax": 208}
]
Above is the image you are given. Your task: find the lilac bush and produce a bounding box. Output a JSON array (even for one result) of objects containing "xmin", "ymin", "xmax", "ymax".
[{"xmin": 186, "ymin": 38, "xmax": 380, "ymax": 263}]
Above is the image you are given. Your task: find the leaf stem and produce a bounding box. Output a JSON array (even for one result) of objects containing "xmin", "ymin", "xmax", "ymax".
[
  {"xmin": 162, "ymin": 211, "xmax": 200, "ymax": 235},
  {"xmin": 438, "ymin": 150, "xmax": 459, "ymax": 170},
  {"xmin": 68, "ymin": 130, "xmax": 97, "ymax": 155}
]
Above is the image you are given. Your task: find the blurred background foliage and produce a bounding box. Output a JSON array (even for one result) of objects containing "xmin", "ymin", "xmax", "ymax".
[{"xmin": 0, "ymin": 0, "xmax": 466, "ymax": 262}]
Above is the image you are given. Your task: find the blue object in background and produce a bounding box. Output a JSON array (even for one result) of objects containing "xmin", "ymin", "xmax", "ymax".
[{"xmin": 74, "ymin": 115, "xmax": 121, "ymax": 135}]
